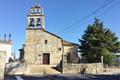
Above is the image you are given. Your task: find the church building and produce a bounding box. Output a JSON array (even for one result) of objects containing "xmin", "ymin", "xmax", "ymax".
[{"xmin": 20, "ymin": 4, "xmax": 79, "ymax": 74}]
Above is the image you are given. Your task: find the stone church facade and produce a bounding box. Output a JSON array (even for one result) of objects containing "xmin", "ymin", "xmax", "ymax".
[
  {"xmin": 24, "ymin": 29, "xmax": 79, "ymax": 65},
  {"xmin": 19, "ymin": 4, "xmax": 79, "ymax": 74},
  {"xmin": 5, "ymin": 3, "xmax": 103, "ymax": 75}
]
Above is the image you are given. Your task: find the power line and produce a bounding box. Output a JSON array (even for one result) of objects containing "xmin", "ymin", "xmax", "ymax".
[
  {"xmin": 56, "ymin": 0, "xmax": 115, "ymax": 34},
  {"xmin": 69, "ymin": 0, "xmax": 120, "ymax": 37},
  {"xmin": 98, "ymin": 0, "xmax": 120, "ymax": 17},
  {"xmin": 62, "ymin": 1, "xmax": 120, "ymax": 37},
  {"xmin": 34, "ymin": 0, "xmax": 116, "ymax": 47}
]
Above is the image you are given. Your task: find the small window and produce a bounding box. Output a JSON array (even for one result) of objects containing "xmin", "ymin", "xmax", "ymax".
[
  {"xmin": 45, "ymin": 40, "xmax": 48, "ymax": 44},
  {"xmin": 58, "ymin": 48, "xmax": 62, "ymax": 51}
]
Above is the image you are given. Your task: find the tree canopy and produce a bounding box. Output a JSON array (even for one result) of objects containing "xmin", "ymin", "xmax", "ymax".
[{"xmin": 79, "ymin": 18, "xmax": 120, "ymax": 65}]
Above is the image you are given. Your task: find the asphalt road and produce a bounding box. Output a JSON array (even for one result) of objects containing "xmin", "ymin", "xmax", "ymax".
[{"xmin": 4, "ymin": 74, "xmax": 120, "ymax": 80}]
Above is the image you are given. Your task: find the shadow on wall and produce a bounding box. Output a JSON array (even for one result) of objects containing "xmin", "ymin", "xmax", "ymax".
[
  {"xmin": 67, "ymin": 48, "xmax": 79, "ymax": 63},
  {"xmin": 52, "ymin": 60, "xmax": 62, "ymax": 73},
  {"xmin": 80, "ymin": 66, "xmax": 87, "ymax": 74}
]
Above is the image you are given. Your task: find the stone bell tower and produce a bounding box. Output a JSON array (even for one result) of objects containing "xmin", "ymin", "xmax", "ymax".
[
  {"xmin": 24, "ymin": 2, "xmax": 46, "ymax": 64},
  {"xmin": 27, "ymin": 4, "xmax": 45, "ymax": 30}
]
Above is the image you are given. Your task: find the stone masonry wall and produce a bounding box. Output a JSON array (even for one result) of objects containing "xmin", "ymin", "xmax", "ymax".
[
  {"xmin": 24, "ymin": 30, "xmax": 62, "ymax": 65},
  {"xmin": 62, "ymin": 63, "xmax": 103, "ymax": 74}
]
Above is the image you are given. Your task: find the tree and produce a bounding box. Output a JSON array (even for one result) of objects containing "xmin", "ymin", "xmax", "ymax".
[{"xmin": 79, "ymin": 18, "xmax": 120, "ymax": 65}]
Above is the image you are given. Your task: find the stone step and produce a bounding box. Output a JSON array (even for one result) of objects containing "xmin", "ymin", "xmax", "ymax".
[
  {"xmin": 44, "ymin": 67, "xmax": 61, "ymax": 74},
  {"xmin": 6, "ymin": 63, "xmax": 61, "ymax": 75},
  {"xmin": 25, "ymin": 66, "xmax": 61, "ymax": 75}
]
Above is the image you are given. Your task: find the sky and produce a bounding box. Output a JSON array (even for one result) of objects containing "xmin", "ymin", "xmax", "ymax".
[{"xmin": 0, "ymin": 0, "xmax": 120, "ymax": 58}]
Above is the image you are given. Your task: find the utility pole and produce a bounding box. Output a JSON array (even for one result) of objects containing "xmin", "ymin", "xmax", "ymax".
[{"xmin": 101, "ymin": 56, "xmax": 103, "ymax": 65}]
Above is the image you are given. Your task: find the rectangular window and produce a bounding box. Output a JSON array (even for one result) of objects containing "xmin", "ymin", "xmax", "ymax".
[{"xmin": 45, "ymin": 40, "xmax": 48, "ymax": 44}]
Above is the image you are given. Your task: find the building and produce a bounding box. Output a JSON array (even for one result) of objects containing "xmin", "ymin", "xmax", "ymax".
[
  {"xmin": 5, "ymin": 3, "xmax": 103, "ymax": 75},
  {"xmin": 0, "ymin": 34, "xmax": 12, "ymax": 63},
  {"xmin": 19, "ymin": 4, "xmax": 79, "ymax": 74}
]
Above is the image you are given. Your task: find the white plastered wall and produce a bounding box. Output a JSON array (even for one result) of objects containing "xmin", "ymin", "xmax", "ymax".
[{"xmin": 0, "ymin": 43, "xmax": 12, "ymax": 63}]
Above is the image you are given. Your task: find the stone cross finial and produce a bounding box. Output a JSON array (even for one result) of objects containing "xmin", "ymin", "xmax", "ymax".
[
  {"xmin": 4, "ymin": 34, "xmax": 6, "ymax": 41},
  {"xmin": 9, "ymin": 33, "xmax": 12, "ymax": 42},
  {"xmin": 33, "ymin": 0, "xmax": 39, "ymax": 5}
]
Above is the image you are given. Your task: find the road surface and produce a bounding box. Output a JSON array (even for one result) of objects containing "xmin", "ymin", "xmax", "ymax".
[{"xmin": 4, "ymin": 74, "xmax": 120, "ymax": 80}]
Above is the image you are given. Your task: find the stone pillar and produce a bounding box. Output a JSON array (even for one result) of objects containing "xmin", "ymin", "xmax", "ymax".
[
  {"xmin": 0, "ymin": 51, "xmax": 6, "ymax": 80},
  {"xmin": 62, "ymin": 54, "xmax": 67, "ymax": 73},
  {"xmin": 63, "ymin": 54, "xmax": 67, "ymax": 64}
]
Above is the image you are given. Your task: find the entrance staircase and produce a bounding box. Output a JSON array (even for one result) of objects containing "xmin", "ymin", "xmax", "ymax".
[
  {"xmin": 6, "ymin": 62, "xmax": 61, "ymax": 75},
  {"xmin": 43, "ymin": 66, "xmax": 61, "ymax": 74},
  {"xmin": 25, "ymin": 65, "xmax": 61, "ymax": 75}
]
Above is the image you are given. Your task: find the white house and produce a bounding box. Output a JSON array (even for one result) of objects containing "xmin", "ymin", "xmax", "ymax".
[{"xmin": 0, "ymin": 34, "xmax": 12, "ymax": 63}]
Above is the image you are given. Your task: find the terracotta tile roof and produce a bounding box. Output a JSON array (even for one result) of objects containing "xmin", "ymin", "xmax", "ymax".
[{"xmin": 62, "ymin": 40, "xmax": 79, "ymax": 46}]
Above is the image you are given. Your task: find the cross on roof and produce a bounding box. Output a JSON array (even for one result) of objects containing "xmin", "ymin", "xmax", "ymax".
[{"xmin": 33, "ymin": 0, "xmax": 39, "ymax": 5}]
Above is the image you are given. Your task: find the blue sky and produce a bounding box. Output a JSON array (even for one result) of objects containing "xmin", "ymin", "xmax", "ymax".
[{"xmin": 0, "ymin": 0, "xmax": 120, "ymax": 57}]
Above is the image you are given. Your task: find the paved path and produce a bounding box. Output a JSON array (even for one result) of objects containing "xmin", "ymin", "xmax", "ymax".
[
  {"xmin": 15, "ymin": 76, "xmax": 23, "ymax": 80},
  {"xmin": 4, "ymin": 74, "xmax": 120, "ymax": 80}
]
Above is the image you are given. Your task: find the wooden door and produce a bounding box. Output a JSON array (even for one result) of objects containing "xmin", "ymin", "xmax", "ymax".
[{"xmin": 43, "ymin": 53, "xmax": 50, "ymax": 64}]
